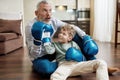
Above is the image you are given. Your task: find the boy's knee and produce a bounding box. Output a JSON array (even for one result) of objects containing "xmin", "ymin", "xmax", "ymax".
[
  {"xmin": 97, "ymin": 59, "xmax": 107, "ymax": 67},
  {"xmin": 50, "ymin": 72, "xmax": 63, "ymax": 80}
]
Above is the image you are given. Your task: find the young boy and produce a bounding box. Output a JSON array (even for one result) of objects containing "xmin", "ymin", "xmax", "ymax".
[
  {"xmin": 44, "ymin": 24, "xmax": 109, "ymax": 80},
  {"xmin": 52, "ymin": 24, "xmax": 119, "ymax": 75}
]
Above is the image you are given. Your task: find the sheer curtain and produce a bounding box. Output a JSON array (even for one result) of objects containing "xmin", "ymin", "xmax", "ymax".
[{"xmin": 93, "ymin": 0, "xmax": 116, "ymax": 42}]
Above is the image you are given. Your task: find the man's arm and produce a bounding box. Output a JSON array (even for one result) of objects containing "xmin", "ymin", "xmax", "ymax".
[
  {"xmin": 51, "ymin": 18, "xmax": 98, "ymax": 57},
  {"xmin": 51, "ymin": 18, "xmax": 86, "ymax": 38},
  {"xmin": 70, "ymin": 24, "xmax": 86, "ymax": 38}
]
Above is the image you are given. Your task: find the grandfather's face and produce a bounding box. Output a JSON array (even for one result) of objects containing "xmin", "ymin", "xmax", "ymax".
[{"xmin": 35, "ymin": 3, "xmax": 52, "ymax": 23}]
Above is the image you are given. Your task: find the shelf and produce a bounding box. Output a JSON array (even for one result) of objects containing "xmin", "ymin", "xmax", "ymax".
[{"xmin": 115, "ymin": 0, "xmax": 120, "ymax": 48}]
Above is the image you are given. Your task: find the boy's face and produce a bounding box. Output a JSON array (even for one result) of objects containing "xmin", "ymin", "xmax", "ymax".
[{"xmin": 58, "ymin": 29, "xmax": 72, "ymax": 43}]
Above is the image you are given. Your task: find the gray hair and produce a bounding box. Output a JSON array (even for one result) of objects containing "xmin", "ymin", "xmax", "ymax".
[{"xmin": 36, "ymin": 0, "xmax": 50, "ymax": 9}]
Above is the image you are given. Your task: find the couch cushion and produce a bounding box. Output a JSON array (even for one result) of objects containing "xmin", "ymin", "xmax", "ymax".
[
  {"xmin": 0, "ymin": 33, "xmax": 18, "ymax": 42},
  {"xmin": 0, "ymin": 19, "xmax": 22, "ymax": 35}
]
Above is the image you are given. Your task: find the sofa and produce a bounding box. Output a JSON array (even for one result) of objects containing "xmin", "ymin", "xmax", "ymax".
[{"xmin": 0, "ymin": 14, "xmax": 23, "ymax": 55}]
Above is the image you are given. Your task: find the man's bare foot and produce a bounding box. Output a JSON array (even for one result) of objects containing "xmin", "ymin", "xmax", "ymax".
[{"xmin": 108, "ymin": 67, "xmax": 120, "ymax": 75}]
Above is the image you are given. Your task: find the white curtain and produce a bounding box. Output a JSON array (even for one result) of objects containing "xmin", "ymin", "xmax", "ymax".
[{"xmin": 93, "ymin": 0, "xmax": 116, "ymax": 42}]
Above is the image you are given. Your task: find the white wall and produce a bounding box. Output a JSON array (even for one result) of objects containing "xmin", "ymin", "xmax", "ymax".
[
  {"xmin": 23, "ymin": 0, "xmax": 41, "ymax": 26},
  {"xmin": 0, "ymin": 0, "xmax": 23, "ymax": 14}
]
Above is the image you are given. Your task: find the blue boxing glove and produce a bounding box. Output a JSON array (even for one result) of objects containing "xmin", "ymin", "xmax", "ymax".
[
  {"xmin": 65, "ymin": 47, "xmax": 86, "ymax": 62},
  {"xmin": 33, "ymin": 59, "xmax": 58, "ymax": 75},
  {"xmin": 82, "ymin": 35, "xmax": 98, "ymax": 55},
  {"xmin": 31, "ymin": 21, "xmax": 54, "ymax": 46}
]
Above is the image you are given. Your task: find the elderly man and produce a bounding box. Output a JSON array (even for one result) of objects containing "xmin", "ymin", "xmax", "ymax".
[{"xmin": 25, "ymin": 0, "xmax": 98, "ymax": 76}]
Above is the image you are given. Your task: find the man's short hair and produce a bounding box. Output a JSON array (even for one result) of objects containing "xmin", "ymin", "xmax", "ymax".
[{"xmin": 36, "ymin": 0, "xmax": 51, "ymax": 9}]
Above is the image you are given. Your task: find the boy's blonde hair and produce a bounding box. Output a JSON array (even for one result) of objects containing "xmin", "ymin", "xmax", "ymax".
[{"xmin": 59, "ymin": 24, "xmax": 76, "ymax": 38}]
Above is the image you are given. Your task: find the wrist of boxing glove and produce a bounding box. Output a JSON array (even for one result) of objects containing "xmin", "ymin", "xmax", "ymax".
[
  {"xmin": 44, "ymin": 42, "xmax": 51, "ymax": 46},
  {"xmin": 82, "ymin": 35, "xmax": 98, "ymax": 55},
  {"xmin": 33, "ymin": 39, "xmax": 42, "ymax": 46},
  {"xmin": 82, "ymin": 35, "xmax": 92, "ymax": 44},
  {"xmin": 42, "ymin": 38, "xmax": 51, "ymax": 46}
]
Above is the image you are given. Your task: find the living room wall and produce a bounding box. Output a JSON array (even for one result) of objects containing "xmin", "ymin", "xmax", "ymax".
[{"xmin": 0, "ymin": 0, "xmax": 23, "ymax": 14}]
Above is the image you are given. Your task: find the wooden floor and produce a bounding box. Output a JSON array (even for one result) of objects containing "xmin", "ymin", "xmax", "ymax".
[{"xmin": 0, "ymin": 41, "xmax": 120, "ymax": 80}]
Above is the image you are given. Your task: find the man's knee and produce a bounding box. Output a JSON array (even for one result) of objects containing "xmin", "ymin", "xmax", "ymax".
[{"xmin": 33, "ymin": 59, "xmax": 58, "ymax": 74}]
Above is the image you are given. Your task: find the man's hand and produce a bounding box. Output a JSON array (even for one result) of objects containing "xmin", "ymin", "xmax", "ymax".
[
  {"xmin": 31, "ymin": 21, "xmax": 53, "ymax": 46},
  {"xmin": 82, "ymin": 35, "xmax": 98, "ymax": 55}
]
